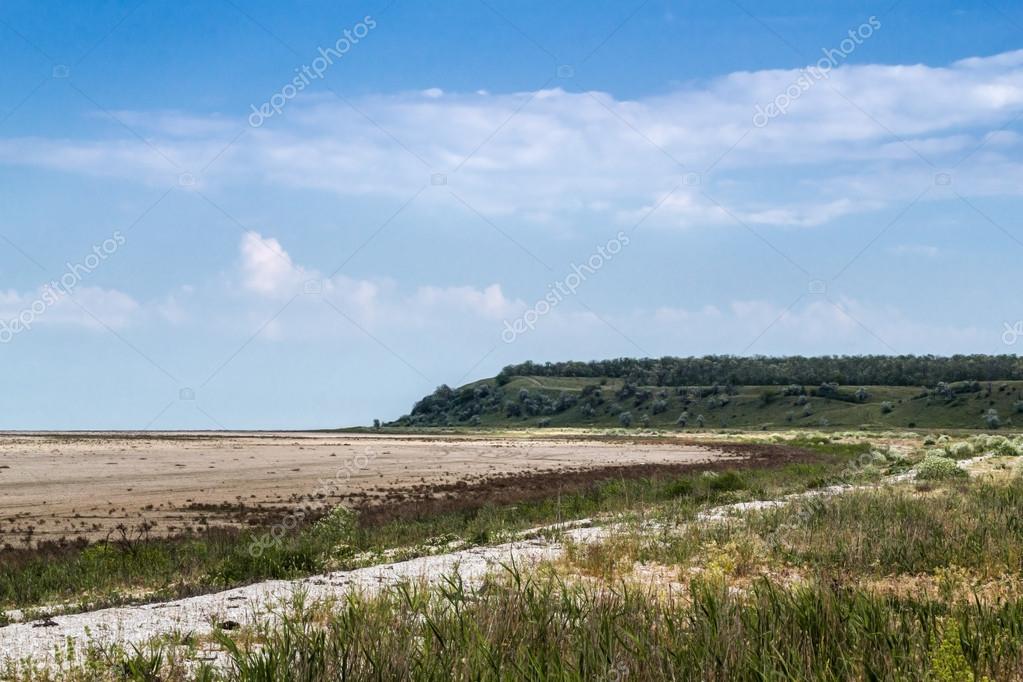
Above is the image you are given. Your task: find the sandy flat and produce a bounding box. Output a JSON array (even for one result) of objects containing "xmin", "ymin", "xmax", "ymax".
[{"xmin": 0, "ymin": 432, "xmax": 733, "ymax": 545}]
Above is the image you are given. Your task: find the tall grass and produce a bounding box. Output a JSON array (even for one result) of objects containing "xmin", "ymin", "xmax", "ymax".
[{"xmin": 29, "ymin": 569, "xmax": 1023, "ymax": 681}]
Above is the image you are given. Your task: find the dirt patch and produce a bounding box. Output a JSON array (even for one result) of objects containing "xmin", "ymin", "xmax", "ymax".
[{"xmin": 0, "ymin": 432, "xmax": 759, "ymax": 548}]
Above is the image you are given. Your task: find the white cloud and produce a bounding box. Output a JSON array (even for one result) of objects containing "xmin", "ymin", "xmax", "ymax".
[
  {"xmin": 239, "ymin": 232, "xmax": 309, "ymax": 297},
  {"xmin": 4, "ymin": 50, "xmax": 1023, "ymax": 231},
  {"xmin": 412, "ymin": 283, "xmax": 522, "ymax": 319},
  {"xmin": 0, "ymin": 285, "xmax": 139, "ymax": 333},
  {"xmin": 230, "ymin": 233, "xmax": 521, "ymax": 336}
]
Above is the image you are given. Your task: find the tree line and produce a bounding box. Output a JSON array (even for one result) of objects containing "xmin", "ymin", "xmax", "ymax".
[{"xmin": 495, "ymin": 355, "xmax": 1023, "ymax": 388}]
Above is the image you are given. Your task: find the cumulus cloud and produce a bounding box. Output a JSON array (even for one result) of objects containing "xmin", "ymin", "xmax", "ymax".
[{"xmin": 231, "ymin": 232, "xmax": 521, "ymax": 335}]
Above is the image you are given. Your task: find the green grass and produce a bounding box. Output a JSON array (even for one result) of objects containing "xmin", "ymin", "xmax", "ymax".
[
  {"xmin": 574, "ymin": 476, "xmax": 1023, "ymax": 583},
  {"xmin": 20, "ymin": 569, "xmax": 1023, "ymax": 681}
]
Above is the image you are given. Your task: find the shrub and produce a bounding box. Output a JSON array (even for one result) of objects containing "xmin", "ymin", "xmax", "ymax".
[
  {"xmin": 706, "ymin": 470, "xmax": 746, "ymax": 492},
  {"xmin": 618, "ymin": 411, "xmax": 633, "ymax": 428},
  {"xmin": 880, "ymin": 401, "xmax": 894, "ymax": 414},
  {"xmin": 984, "ymin": 409, "xmax": 1001, "ymax": 429},
  {"xmin": 916, "ymin": 455, "xmax": 967, "ymax": 481},
  {"xmin": 947, "ymin": 441, "xmax": 973, "ymax": 459}
]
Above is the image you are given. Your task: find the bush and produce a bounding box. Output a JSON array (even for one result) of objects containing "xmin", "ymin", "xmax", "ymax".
[
  {"xmin": 618, "ymin": 411, "xmax": 633, "ymax": 428},
  {"xmin": 880, "ymin": 401, "xmax": 894, "ymax": 414},
  {"xmin": 947, "ymin": 441, "xmax": 973, "ymax": 459},
  {"xmin": 916, "ymin": 455, "xmax": 967, "ymax": 481},
  {"xmin": 985, "ymin": 409, "xmax": 1001, "ymax": 429}
]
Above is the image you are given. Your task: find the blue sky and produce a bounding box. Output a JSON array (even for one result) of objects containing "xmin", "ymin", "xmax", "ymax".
[{"xmin": 1, "ymin": 0, "xmax": 1022, "ymax": 429}]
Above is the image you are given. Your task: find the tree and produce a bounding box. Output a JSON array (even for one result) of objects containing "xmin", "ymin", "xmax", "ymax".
[
  {"xmin": 372, "ymin": 419, "xmax": 381, "ymax": 429},
  {"xmin": 985, "ymin": 408, "xmax": 1001, "ymax": 429},
  {"xmin": 695, "ymin": 414, "xmax": 705, "ymax": 427},
  {"xmin": 618, "ymin": 411, "xmax": 633, "ymax": 427},
  {"xmin": 880, "ymin": 401, "xmax": 894, "ymax": 414},
  {"xmin": 675, "ymin": 411, "xmax": 688, "ymax": 427}
]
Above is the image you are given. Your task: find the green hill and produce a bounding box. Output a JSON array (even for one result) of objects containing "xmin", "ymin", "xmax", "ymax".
[{"xmin": 390, "ymin": 355, "xmax": 1023, "ymax": 431}]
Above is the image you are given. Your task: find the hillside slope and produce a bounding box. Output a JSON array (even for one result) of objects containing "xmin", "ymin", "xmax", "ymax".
[{"xmin": 390, "ymin": 356, "xmax": 1023, "ymax": 431}]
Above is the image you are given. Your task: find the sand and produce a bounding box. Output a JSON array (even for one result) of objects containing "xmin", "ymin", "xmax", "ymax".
[{"xmin": 0, "ymin": 432, "xmax": 730, "ymax": 545}]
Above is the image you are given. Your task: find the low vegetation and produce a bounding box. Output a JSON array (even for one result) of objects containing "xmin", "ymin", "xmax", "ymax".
[
  {"xmin": 12, "ymin": 436, "xmax": 1023, "ymax": 680},
  {"xmin": 0, "ymin": 436, "xmax": 851, "ymax": 616}
]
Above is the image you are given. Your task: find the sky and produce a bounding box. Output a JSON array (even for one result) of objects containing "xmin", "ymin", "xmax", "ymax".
[{"xmin": 1, "ymin": 0, "xmax": 1022, "ymax": 429}]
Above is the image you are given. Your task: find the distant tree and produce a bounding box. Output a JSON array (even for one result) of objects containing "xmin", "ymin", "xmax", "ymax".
[
  {"xmin": 640, "ymin": 414, "xmax": 650, "ymax": 427},
  {"xmin": 372, "ymin": 419, "xmax": 381, "ymax": 429},
  {"xmin": 802, "ymin": 404, "xmax": 814, "ymax": 418},
  {"xmin": 880, "ymin": 401, "xmax": 894, "ymax": 414},
  {"xmin": 855, "ymin": 387, "xmax": 870, "ymax": 403},
  {"xmin": 675, "ymin": 411, "xmax": 689, "ymax": 427},
  {"xmin": 469, "ymin": 415, "xmax": 481, "ymax": 426},
  {"xmin": 1015, "ymin": 400, "xmax": 1023, "ymax": 414},
  {"xmin": 695, "ymin": 414, "xmax": 705, "ymax": 427},
  {"xmin": 537, "ymin": 417, "xmax": 551, "ymax": 428},
  {"xmin": 985, "ymin": 408, "xmax": 1002, "ymax": 429},
  {"xmin": 618, "ymin": 411, "xmax": 633, "ymax": 427},
  {"xmin": 652, "ymin": 399, "xmax": 669, "ymax": 414},
  {"xmin": 518, "ymin": 388, "xmax": 529, "ymax": 402}
]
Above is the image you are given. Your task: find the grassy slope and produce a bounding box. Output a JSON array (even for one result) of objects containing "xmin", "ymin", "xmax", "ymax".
[{"xmin": 451, "ymin": 376, "xmax": 1023, "ymax": 430}]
